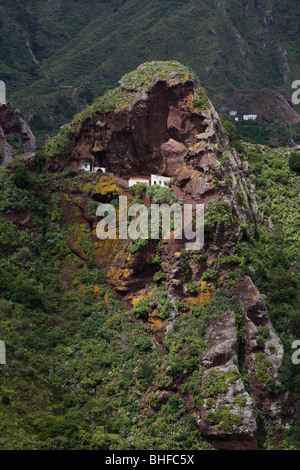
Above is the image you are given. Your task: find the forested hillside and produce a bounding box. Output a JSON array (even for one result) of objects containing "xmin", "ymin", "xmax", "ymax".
[
  {"xmin": 0, "ymin": 62, "xmax": 299, "ymax": 450},
  {"xmin": 1, "ymin": 0, "xmax": 300, "ymax": 143}
]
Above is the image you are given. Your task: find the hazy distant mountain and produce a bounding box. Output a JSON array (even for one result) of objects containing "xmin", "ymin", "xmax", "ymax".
[{"xmin": 1, "ymin": 0, "xmax": 300, "ymax": 142}]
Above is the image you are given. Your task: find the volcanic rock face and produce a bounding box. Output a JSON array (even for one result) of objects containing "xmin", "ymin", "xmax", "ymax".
[
  {"xmin": 46, "ymin": 62, "xmax": 260, "ymax": 300},
  {"xmin": 0, "ymin": 104, "xmax": 36, "ymax": 165},
  {"xmin": 48, "ymin": 74, "xmax": 207, "ymax": 176},
  {"xmin": 225, "ymin": 89, "xmax": 300, "ymax": 125},
  {"xmin": 47, "ymin": 61, "xmax": 258, "ymax": 243},
  {"xmin": 231, "ymin": 277, "xmax": 285, "ymax": 423},
  {"xmin": 199, "ymin": 311, "xmax": 257, "ymax": 450},
  {"xmin": 45, "ymin": 62, "xmax": 285, "ymax": 449}
]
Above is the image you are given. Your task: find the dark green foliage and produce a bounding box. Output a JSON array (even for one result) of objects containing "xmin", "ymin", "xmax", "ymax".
[
  {"xmin": 193, "ymin": 87, "xmax": 209, "ymax": 111},
  {"xmin": 133, "ymin": 287, "xmax": 173, "ymax": 321},
  {"xmin": 38, "ymin": 417, "xmax": 79, "ymax": 440},
  {"xmin": 153, "ymin": 270, "xmax": 163, "ymax": 284},
  {"xmin": 2, "ymin": 0, "xmax": 300, "ymax": 146},
  {"xmin": 205, "ymin": 200, "xmax": 232, "ymax": 232},
  {"xmin": 222, "ymin": 120, "xmax": 245, "ymax": 153},
  {"xmin": 235, "ymin": 143, "xmax": 300, "ymax": 420},
  {"xmin": 130, "ymin": 182, "xmax": 148, "ymax": 199},
  {"xmin": 135, "ymin": 337, "xmax": 153, "ymax": 352},
  {"xmin": 133, "ymin": 302, "xmax": 149, "ymax": 320},
  {"xmin": 6, "ymin": 135, "xmax": 23, "ymax": 155},
  {"xmin": 147, "ymin": 186, "xmax": 176, "ymax": 204},
  {"xmin": 289, "ymin": 152, "xmax": 300, "ymax": 174},
  {"xmin": 12, "ymin": 166, "xmax": 31, "ymax": 189},
  {"xmin": 1, "ymin": 395, "xmax": 10, "ymax": 405}
]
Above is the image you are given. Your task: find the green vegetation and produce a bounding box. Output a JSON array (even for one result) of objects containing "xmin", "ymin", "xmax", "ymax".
[
  {"xmin": 205, "ymin": 200, "xmax": 233, "ymax": 232},
  {"xmin": 289, "ymin": 151, "xmax": 300, "ymax": 174},
  {"xmin": 234, "ymin": 143, "xmax": 300, "ymax": 436},
  {"xmin": 0, "ymin": 143, "xmax": 299, "ymax": 449},
  {"xmin": 6, "ymin": 136, "xmax": 23, "ymax": 155},
  {"xmin": 254, "ymin": 353, "xmax": 272, "ymax": 387},
  {"xmin": 2, "ymin": 1, "xmax": 300, "ymax": 145},
  {"xmin": 90, "ymin": 89, "xmax": 135, "ymax": 116},
  {"xmin": 0, "ymin": 166, "xmax": 212, "ymax": 450},
  {"xmin": 147, "ymin": 186, "xmax": 176, "ymax": 204},
  {"xmin": 119, "ymin": 61, "xmax": 197, "ymax": 92},
  {"xmin": 203, "ymin": 369, "xmax": 240, "ymax": 398},
  {"xmin": 193, "ymin": 87, "xmax": 209, "ymax": 112},
  {"xmin": 133, "ymin": 287, "xmax": 173, "ymax": 321},
  {"xmin": 44, "ymin": 124, "xmax": 74, "ymax": 159},
  {"xmin": 206, "ymin": 406, "xmax": 244, "ymax": 432},
  {"xmin": 257, "ymin": 326, "xmax": 270, "ymax": 347},
  {"xmin": 130, "ymin": 182, "xmax": 148, "ymax": 199}
]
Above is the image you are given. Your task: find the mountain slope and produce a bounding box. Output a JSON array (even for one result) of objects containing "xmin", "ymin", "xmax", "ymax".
[
  {"xmin": 1, "ymin": 0, "xmax": 300, "ymax": 143},
  {"xmin": 1, "ymin": 62, "xmax": 299, "ymax": 450}
]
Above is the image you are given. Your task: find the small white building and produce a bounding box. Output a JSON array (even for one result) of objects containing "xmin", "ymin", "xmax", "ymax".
[
  {"xmin": 229, "ymin": 110, "xmax": 237, "ymax": 117},
  {"xmin": 243, "ymin": 114, "xmax": 257, "ymax": 121},
  {"xmin": 93, "ymin": 166, "xmax": 106, "ymax": 174},
  {"xmin": 129, "ymin": 177, "xmax": 150, "ymax": 187},
  {"xmin": 151, "ymin": 174, "xmax": 171, "ymax": 188},
  {"xmin": 82, "ymin": 162, "xmax": 93, "ymax": 171}
]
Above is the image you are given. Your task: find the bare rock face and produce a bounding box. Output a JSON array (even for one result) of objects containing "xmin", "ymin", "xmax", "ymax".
[
  {"xmin": 274, "ymin": 46, "xmax": 290, "ymax": 84},
  {"xmin": 0, "ymin": 104, "xmax": 36, "ymax": 165},
  {"xmin": 43, "ymin": 63, "xmax": 287, "ymax": 447},
  {"xmin": 46, "ymin": 62, "xmax": 259, "ymax": 300},
  {"xmin": 199, "ymin": 311, "xmax": 257, "ymax": 450},
  {"xmin": 225, "ymin": 89, "xmax": 300, "ymax": 125},
  {"xmin": 231, "ymin": 276, "xmax": 285, "ymax": 423},
  {"xmin": 47, "ymin": 71, "xmax": 205, "ymax": 176},
  {"xmin": 202, "ymin": 311, "xmax": 238, "ymax": 369}
]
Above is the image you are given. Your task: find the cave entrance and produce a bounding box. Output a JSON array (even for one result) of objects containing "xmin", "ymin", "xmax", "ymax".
[{"xmin": 94, "ymin": 150, "xmax": 108, "ymax": 169}]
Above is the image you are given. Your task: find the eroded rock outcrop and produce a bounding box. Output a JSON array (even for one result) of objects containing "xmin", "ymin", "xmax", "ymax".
[
  {"xmin": 199, "ymin": 311, "xmax": 257, "ymax": 450},
  {"xmin": 231, "ymin": 277, "xmax": 286, "ymax": 424},
  {"xmin": 46, "ymin": 61, "xmax": 258, "ymax": 299},
  {"xmin": 43, "ymin": 62, "xmax": 286, "ymax": 448},
  {"xmin": 0, "ymin": 104, "xmax": 36, "ymax": 165}
]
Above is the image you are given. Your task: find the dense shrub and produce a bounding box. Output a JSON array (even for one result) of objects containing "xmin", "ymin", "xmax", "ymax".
[
  {"xmin": 289, "ymin": 151, "xmax": 300, "ymax": 174},
  {"xmin": 12, "ymin": 166, "xmax": 31, "ymax": 189}
]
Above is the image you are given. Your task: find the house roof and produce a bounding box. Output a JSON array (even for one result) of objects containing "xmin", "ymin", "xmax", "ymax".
[{"xmin": 129, "ymin": 176, "xmax": 151, "ymax": 181}]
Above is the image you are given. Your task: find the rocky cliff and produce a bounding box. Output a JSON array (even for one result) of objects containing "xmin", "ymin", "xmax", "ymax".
[
  {"xmin": 43, "ymin": 61, "xmax": 287, "ymax": 449},
  {"xmin": 0, "ymin": 104, "xmax": 36, "ymax": 165},
  {"xmin": 3, "ymin": 0, "xmax": 300, "ymax": 146}
]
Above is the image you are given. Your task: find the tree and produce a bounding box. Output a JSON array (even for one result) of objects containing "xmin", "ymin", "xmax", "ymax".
[
  {"xmin": 12, "ymin": 166, "xmax": 31, "ymax": 189},
  {"xmin": 289, "ymin": 151, "xmax": 300, "ymax": 174}
]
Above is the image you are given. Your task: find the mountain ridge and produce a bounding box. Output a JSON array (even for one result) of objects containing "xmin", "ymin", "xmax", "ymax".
[{"xmin": 1, "ymin": 0, "xmax": 300, "ymax": 144}]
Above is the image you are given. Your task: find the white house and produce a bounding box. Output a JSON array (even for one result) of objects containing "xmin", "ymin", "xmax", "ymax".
[
  {"xmin": 229, "ymin": 110, "xmax": 237, "ymax": 117},
  {"xmin": 82, "ymin": 162, "xmax": 93, "ymax": 171},
  {"xmin": 81, "ymin": 162, "xmax": 107, "ymax": 173},
  {"xmin": 0, "ymin": 81, "xmax": 6, "ymax": 105},
  {"xmin": 93, "ymin": 166, "xmax": 106, "ymax": 174},
  {"xmin": 151, "ymin": 174, "xmax": 171, "ymax": 187},
  {"xmin": 243, "ymin": 114, "xmax": 257, "ymax": 121},
  {"xmin": 129, "ymin": 177, "xmax": 150, "ymax": 187}
]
